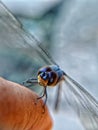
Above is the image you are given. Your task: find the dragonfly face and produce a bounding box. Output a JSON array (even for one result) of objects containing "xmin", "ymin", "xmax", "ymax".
[{"xmin": 37, "ymin": 65, "xmax": 64, "ymax": 87}]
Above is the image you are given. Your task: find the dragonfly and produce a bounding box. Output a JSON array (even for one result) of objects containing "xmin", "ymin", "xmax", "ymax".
[{"xmin": 1, "ymin": 1, "xmax": 98, "ymax": 130}]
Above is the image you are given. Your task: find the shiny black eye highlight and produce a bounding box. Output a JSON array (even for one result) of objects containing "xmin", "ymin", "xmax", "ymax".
[
  {"xmin": 40, "ymin": 72, "xmax": 49, "ymax": 80},
  {"xmin": 49, "ymin": 77, "xmax": 54, "ymax": 83},
  {"xmin": 47, "ymin": 71, "xmax": 57, "ymax": 85}
]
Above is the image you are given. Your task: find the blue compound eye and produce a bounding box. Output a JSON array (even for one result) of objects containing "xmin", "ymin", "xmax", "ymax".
[{"xmin": 40, "ymin": 72, "xmax": 48, "ymax": 80}]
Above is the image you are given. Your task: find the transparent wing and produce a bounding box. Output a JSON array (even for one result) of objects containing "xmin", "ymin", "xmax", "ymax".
[
  {"xmin": 0, "ymin": 0, "xmax": 54, "ymax": 63},
  {"xmin": 0, "ymin": 1, "xmax": 57, "ymax": 85},
  {"xmin": 63, "ymin": 74, "xmax": 98, "ymax": 130}
]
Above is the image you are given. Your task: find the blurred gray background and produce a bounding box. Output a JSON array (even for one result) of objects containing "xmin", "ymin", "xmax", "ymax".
[{"xmin": 1, "ymin": 0, "xmax": 98, "ymax": 129}]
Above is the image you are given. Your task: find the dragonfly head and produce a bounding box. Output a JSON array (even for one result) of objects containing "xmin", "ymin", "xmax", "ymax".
[{"xmin": 37, "ymin": 66, "xmax": 58, "ymax": 87}]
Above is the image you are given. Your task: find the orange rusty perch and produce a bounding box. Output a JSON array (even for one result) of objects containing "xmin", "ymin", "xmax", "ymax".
[{"xmin": 0, "ymin": 77, "xmax": 53, "ymax": 130}]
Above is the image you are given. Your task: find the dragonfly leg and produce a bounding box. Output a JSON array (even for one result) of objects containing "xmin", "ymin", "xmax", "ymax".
[
  {"xmin": 23, "ymin": 78, "xmax": 38, "ymax": 85},
  {"xmin": 43, "ymin": 87, "xmax": 48, "ymax": 106},
  {"xmin": 37, "ymin": 87, "xmax": 47, "ymax": 101},
  {"xmin": 37, "ymin": 87, "xmax": 48, "ymax": 113}
]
